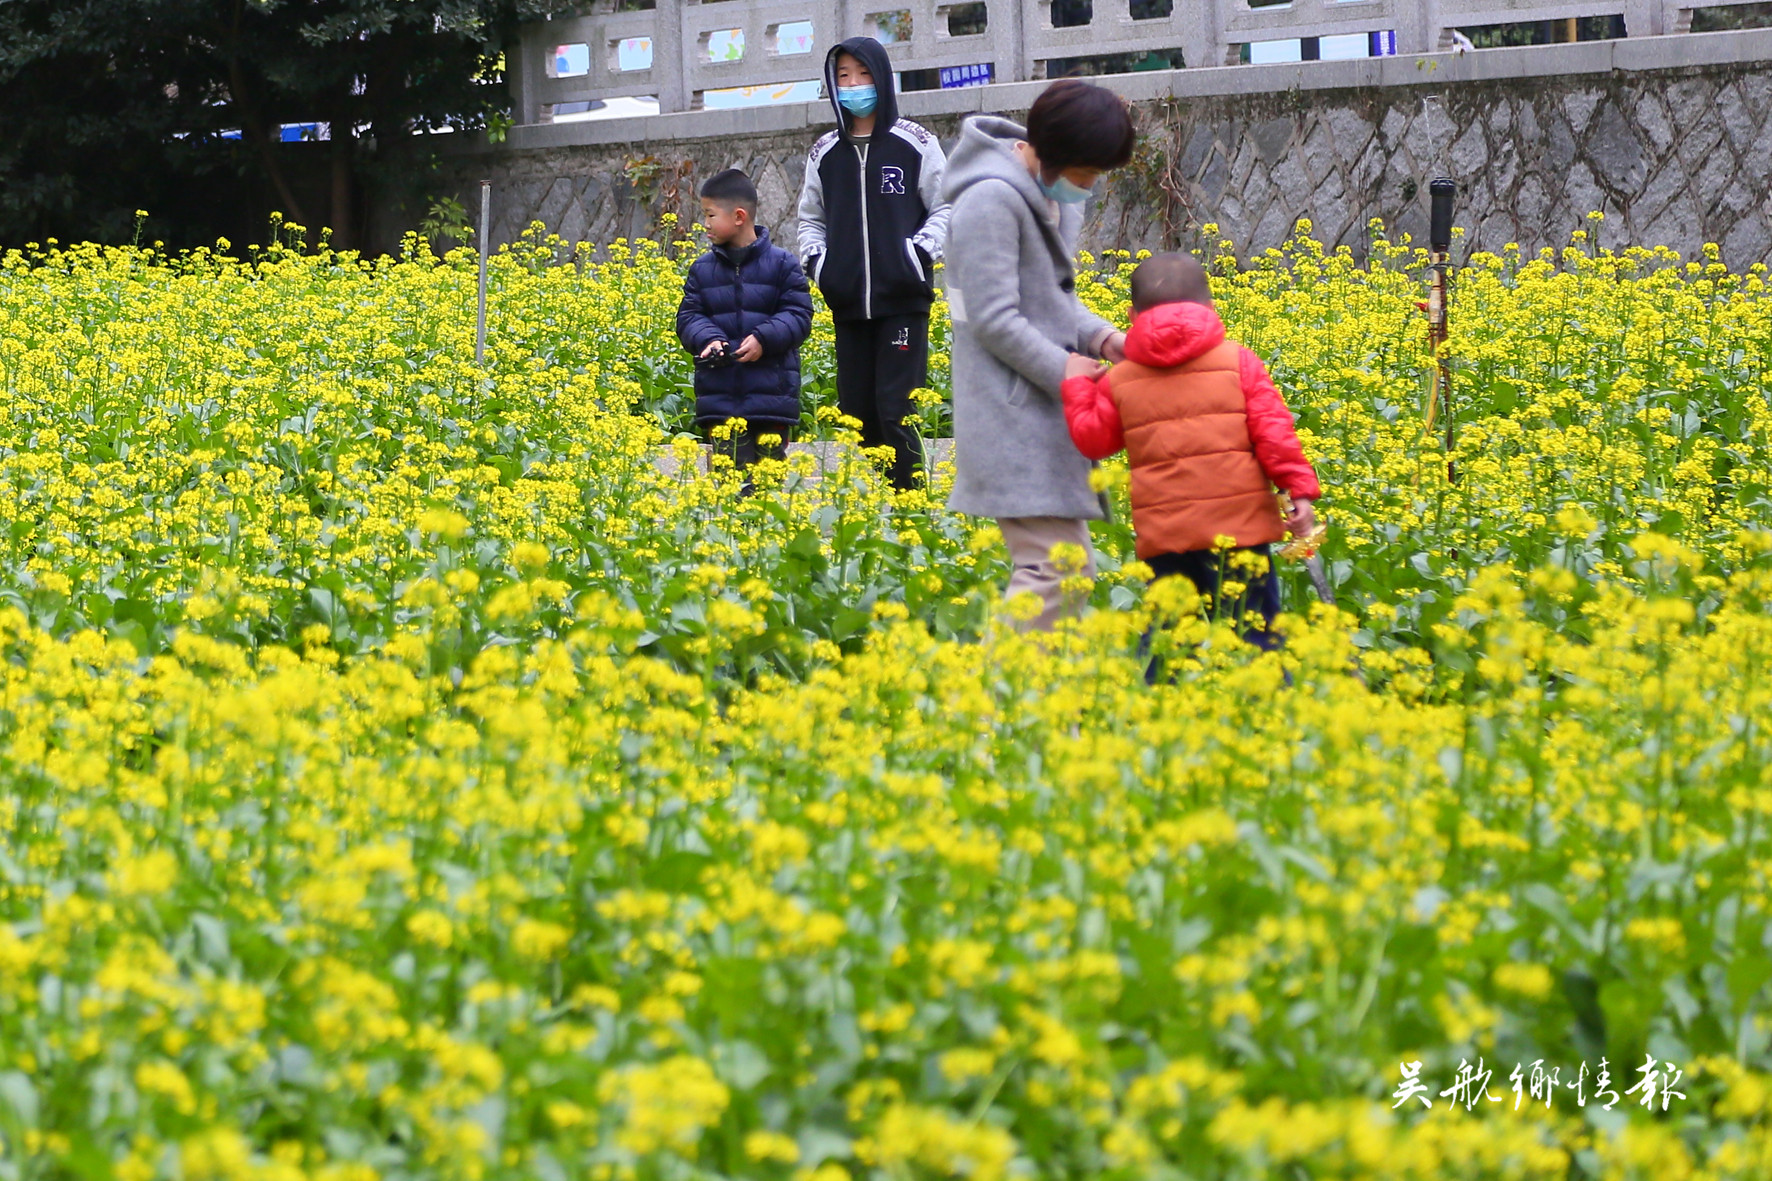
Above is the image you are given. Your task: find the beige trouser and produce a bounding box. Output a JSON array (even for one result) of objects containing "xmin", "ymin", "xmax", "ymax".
[{"xmin": 998, "ymin": 516, "xmax": 1097, "ymax": 631}]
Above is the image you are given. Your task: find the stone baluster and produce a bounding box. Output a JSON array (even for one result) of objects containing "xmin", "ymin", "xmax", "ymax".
[{"xmin": 656, "ymin": 3, "xmax": 689, "ymax": 113}]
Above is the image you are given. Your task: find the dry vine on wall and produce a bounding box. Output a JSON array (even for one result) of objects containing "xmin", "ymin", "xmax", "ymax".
[
  {"xmin": 622, "ymin": 154, "xmax": 696, "ymax": 243},
  {"xmin": 1111, "ymin": 98, "xmax": 1208, "ymax": 256}
]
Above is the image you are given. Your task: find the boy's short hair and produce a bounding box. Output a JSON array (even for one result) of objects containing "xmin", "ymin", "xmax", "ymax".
[
  {"xmin": 1130, "ymin": 253, "xmax": 1212, "ymax": 314},
  {"xmin": 700, "ymin": 168, "xmax": 758, "ymax": 217},
  {"xmin": 1026, "ymin": 79, "xmax": 1136, "ymax": 172}
]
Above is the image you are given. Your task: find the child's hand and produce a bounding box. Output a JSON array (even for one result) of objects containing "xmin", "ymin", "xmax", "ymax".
[
  {"xmin": 1285, "ymin": 496, "xmax": 1316, "ymax": 539},
  {"xmin": 1064, "ymin": 352, "xmax": 1108, "ymax": 381},
  {"xmin": 699, "ymin": 340, "xmax": 729, "ymax": 359},
  {"xmin": 1101, "ymin": 331, "xmax": 1127, "ymax": 364},
  {"xmin": 734, "ymin": 335, "xmax": 764, "ymax": 363}
]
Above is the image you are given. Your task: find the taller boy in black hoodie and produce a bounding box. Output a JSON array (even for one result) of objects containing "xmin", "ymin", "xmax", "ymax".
[{"xmin": 797, "ymin": 37, "xmax": 950, "ymax": 491}]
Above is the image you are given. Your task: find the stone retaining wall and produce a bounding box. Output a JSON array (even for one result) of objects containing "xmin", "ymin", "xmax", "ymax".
[{"xmin": 412, "ymin": 31, "xmax": 1772, "ymax": 266}]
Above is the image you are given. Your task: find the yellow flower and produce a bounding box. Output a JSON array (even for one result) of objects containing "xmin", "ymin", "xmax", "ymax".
[
  {"xmin": 1492, "ymin": 961, "xmax": 1554, "ymax": 1001},
  {"xmin": 110, "ymin": 849, "xmax": 179, "ymax": 898},
  {"xmin": 406, "ymin": 909, "xmax": 454, "ymax": 949},
  {"xmin": 861, "ymin": 1104, "xmax": 1015, "ymax": 1181},
  {"xmin": 744, "ymin": 1130, "xmax": 800, "ymax": 1163},
  {"xmin": 511, "ymin": 918, "xmax": 572, "ymax": 960},
  {"xmin": 598, "ymin": 1056, "xmax": 730, "ymax": 1156},
  {"xmin": 181, "ymin": 1129, "xmax": 252, "ymax": 1180},
  {"xmin": 418, "ymin": 508, "xmax": 470, "ymax": 540},
  {"xmin": 511, "ymin": 539, "xmax": 551, "ymax": 573},
  {"xmin": 135, "ymin": 1060, "xmax": 197, "ymax": 1115},
  {"xmin": 937, "ymin": 1047, "xmax": 996, "ymax": 1085}
]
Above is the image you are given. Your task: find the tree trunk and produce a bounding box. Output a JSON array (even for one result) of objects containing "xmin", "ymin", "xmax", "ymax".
[
  {"xmin": 330, "ymin": 132, "xmax": 354, "ymax": 251},
  {"xmin": 227, "ymin": 0, "xmax": 308, "ymax": 230}
]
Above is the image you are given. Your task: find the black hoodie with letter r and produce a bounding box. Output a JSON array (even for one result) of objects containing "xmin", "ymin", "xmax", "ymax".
[{"xmin": 796, "ymin": 37, "xmax": 951, "ymax": 323}]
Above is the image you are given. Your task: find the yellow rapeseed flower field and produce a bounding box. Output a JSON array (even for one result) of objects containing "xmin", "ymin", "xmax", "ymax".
[{"xmin": 0, "ymin": 214, "xmax": 1770, "ymax": 1180}]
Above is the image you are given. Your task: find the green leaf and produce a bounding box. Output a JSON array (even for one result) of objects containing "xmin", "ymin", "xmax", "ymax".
[
  {"xmin": 0, "ymin": 1071, "xmax": 37, "ymax": 1124},
  {"xmin": 829, "ymin": 607, "xmax": 871, "ymax": 642},
  {"xmin": 190, "ymin": 912, "xmax": 230, "ymax": 964},
  {"xmin": 641, "ymin": 850, "xmax": 711, "ymax": 894},
  {"xmin": 1725, "ymin": 946, "xmax": 1772, "ymax": 1017},
  {"xmin": 796, "ymin": 1127, "xmax": 853, "ymax": 1168},
  {"xmin": 703, "ymin": 957, "xmax": 764, "ymax": 1028},
  {"xmin": 712, "ymin": 1038, "xmax": 771, "ymax": 1091}
]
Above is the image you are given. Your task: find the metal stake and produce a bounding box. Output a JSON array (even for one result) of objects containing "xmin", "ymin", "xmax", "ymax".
[
  {"xmin": 475, "ymin": 179, "xmax": 491, "ymax": 366},
  {"xmin": 1425, "ymin": 177, "xmax": 1457, "ymax": 482}
]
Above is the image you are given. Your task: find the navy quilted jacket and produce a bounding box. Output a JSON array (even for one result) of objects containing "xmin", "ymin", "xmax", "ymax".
[{"xmin": 676, "ymin": 227, "xmax": 813, "ymax": 426}]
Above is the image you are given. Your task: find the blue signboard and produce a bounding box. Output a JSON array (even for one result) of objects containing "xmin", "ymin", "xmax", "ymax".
[
  {"xmin": 1369, "ymin": 30, "xmax": 1398, "ymax": 56},
  {"xmin": 940, "ymin": 62, "xmax": 993, "ymax": 89}
]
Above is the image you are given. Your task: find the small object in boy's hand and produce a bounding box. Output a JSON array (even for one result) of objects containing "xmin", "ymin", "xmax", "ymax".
[{"xmin": 696, "ymin": 341, "xmax": 735, "ymax": 369}]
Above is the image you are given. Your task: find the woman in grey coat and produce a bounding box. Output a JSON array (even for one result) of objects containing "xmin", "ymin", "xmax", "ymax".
[{"xmin": 942, "ymin": 81, "xmax": 1137, "ymax": 630}]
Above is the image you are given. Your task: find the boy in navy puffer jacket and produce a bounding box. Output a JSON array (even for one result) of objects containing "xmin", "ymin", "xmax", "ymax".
[{"xmin": 677, "ymin": 169, "xmax": 814, "ymax": 473}]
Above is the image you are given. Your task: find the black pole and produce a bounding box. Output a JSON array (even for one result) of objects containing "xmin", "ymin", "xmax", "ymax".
[
  {"xmin": 476, "ymin": 179, "xmax": 491, "ymax": 367},
  {"xmin": 1430, "ymin": 177, "xmax": 1456, "ymax": 253},
  {"xmin": 1426, "ymin": 177, "xmax": 1457, "ymax": 482}
]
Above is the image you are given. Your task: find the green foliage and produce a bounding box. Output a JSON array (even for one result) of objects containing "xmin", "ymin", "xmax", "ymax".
[
  {"xmin": 0, "ymin": 0, "xmax": 556, "ymax": 249},
  {"xmin": 418, "ymin": 196, "xmax": 476, "ymax": 252}
]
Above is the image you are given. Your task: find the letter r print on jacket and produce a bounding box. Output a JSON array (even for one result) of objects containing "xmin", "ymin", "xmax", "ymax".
[{"xmin": 880, "ymin": 166, "xmax": 906, "ymax": 195}]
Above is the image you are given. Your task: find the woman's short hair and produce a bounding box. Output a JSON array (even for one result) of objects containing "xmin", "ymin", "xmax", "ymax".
[{"xmin": 1025, "ymin": 79, "xmax": 1136, "ymax": 172}]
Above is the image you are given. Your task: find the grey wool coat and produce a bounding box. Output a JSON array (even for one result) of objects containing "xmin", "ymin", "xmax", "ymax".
[{"xmin": 942, "ymin": 115, "xmax": 1116, "ymax": 521}]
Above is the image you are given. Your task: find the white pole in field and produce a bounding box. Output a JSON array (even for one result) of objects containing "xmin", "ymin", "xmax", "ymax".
[{"xmin": 475, "ymin": 179, "xmax": 491, "ymax": 366}]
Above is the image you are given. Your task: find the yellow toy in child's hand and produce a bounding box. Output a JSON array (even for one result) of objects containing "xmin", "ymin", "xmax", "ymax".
[
  {"xmin": 1274, "ymin": 491, "xmax": 1326, "ymax": 560},
  {"xmin": 1279, "ymin": 524, "xmax": 1328, "ymax": 561}
]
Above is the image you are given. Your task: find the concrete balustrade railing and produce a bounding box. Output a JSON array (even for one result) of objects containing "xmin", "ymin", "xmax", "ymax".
[{"xmin": 511, "ymin": 0, "xmax": 1766, "ymax": 124}]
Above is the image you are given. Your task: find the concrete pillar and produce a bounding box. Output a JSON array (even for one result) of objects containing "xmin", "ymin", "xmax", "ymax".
[
  {"xmin": 512, "ymin": 23, "xmax": 542, "ymax": 125},
  {"xmin": 1397, "ymin": 0, "xmax": 1442, "ymax": 55},
  {"xmin": 656, "ymin": 2, "xmax": 689, "ymax": 113},
  {"xmin": 815, "ymin": 0, "xmax": 847, "ymax": 94},
  {"xmin": 993, "ymin": 0, "xmax": 1029, "ymax": 83},
  {"xmin": 1622, "ymin": 0, "xmax": 1659, "ymax": 35},
  {"xmin": 1177, "ymin": 0, "xmax": 1229, "ymax": 70}
]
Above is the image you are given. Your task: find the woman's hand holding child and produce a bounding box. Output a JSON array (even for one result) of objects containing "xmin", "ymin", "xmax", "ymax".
[{"xmin": 1064, "ymin": 352, "xmax": 1108, "ymax": 381}]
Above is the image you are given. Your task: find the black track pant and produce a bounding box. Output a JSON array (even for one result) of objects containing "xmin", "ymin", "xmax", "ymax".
[
  {"xmin": 703, "ymin": 420, "xmax": 793, "ymax": 497},
  {"xmin": 1141, "ymin": 544, "xmax": 1284, "ymax": 685},
  {"xmin": 833, "ymin": 313, "xmax": 929, "ymax": 491},
  {"xmin": 702, "ymin": 420, "xmax": 794, "ymax": 470}
]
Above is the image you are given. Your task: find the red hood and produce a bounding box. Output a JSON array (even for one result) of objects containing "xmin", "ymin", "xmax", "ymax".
[{"xmin": 1124, "ymin": 301, "xmax": 1226, "ymax": 368}]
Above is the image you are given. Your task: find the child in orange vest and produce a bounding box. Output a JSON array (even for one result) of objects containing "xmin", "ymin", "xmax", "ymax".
[{"xmin": 1061, "ymin": 253, "xmax": 1319, "ymax": 662}]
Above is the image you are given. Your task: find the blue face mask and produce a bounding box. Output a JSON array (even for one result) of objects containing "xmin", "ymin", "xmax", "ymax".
[
  {"xmin": 1040, "ymin": 173, "xmax": 1094, "ymax": 205},
  {"xmin": 837, "ymin": 85, "xmax": 878, "ymax": 117}
]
